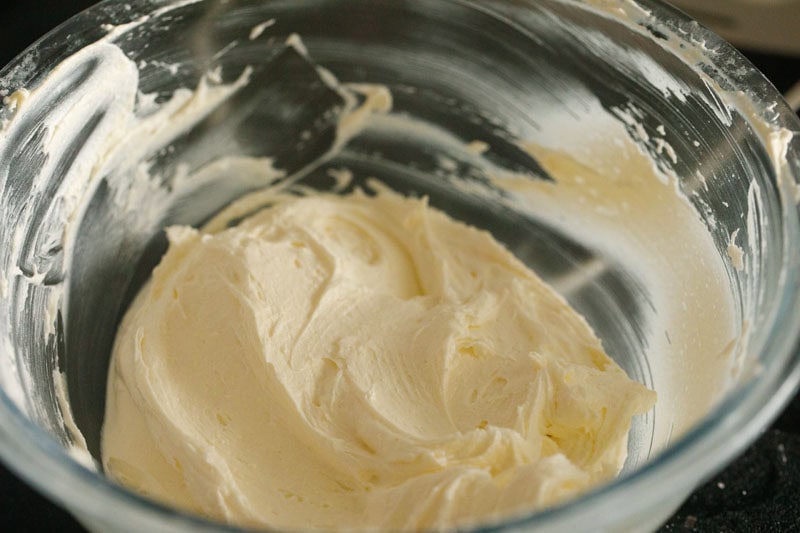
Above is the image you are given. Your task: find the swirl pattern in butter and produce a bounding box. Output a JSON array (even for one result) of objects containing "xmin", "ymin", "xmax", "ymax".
[{"xmin": 102, "ymin": 186, "xmax": 655, "ymax": 530}]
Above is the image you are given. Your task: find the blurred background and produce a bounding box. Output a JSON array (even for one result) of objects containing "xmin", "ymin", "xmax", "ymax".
[
  {"xmin": 671, "ymin": 0, "xmax": 800, "ymax": 56},
  {"xmin": 1, "ymin": 1, "xmax": 798, "ymax": 531}
]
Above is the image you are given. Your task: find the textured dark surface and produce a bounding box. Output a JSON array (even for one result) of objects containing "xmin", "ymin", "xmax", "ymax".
[{"xmin": 1, "ymin": 1, "xmax": 799, "ymax": 532}]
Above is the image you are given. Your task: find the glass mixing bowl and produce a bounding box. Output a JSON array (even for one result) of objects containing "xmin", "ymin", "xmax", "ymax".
[{"xmin": 1, "ymin": 0, "xmax": 799, "ymax": 531}]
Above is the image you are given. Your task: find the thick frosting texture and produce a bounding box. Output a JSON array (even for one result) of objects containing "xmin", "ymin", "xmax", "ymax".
[{"xmin": 102, "ymin": 187, "xmax": 655, "ymax": 530}]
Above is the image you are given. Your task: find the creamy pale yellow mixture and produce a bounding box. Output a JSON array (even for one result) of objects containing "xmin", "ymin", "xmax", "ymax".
[{"xmin": 102, "ymin": 186, "xmax": 655, "ymax": 530}]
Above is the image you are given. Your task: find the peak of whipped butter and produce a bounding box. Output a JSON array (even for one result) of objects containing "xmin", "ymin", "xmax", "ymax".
[{"xmin": 101, "ymin": 185, "xmax": 655, "ymax": 531}]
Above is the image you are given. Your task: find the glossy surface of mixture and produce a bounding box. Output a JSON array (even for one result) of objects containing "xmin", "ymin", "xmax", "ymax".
[{"xmin": 102, "ymin": 186, "xmax": 655, "ymax": 530}]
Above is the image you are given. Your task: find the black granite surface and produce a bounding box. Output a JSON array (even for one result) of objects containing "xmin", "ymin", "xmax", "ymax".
[{"xmin": 1, "ymin": 2, "xmax": 799, "ymax": 532}]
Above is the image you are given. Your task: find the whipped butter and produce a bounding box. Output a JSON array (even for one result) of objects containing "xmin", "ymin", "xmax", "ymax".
[
  {"xmin": 102, "ymin": 186, "xmax": 655, "ymax": 530},
  {"xmin": 6, "ymin": 1, "xmax": 788, "ymax": 530}
]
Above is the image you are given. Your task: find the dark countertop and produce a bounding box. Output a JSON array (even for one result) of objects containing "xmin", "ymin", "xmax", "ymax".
[{"xmin": 1, "ymin": 2, "xmax": 799, "ymax": 532}]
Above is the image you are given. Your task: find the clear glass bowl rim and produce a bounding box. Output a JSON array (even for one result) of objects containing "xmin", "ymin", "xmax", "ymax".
[{"xmin": 0, "ymin": 0, "xmax": 799, "ymax": 530}]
